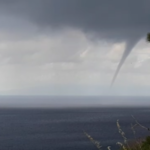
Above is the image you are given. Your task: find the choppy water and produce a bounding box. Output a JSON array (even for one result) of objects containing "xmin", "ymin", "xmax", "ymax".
[{"xmin": 0, "ymin": 107, "xmax": 149, "ymax": 150}]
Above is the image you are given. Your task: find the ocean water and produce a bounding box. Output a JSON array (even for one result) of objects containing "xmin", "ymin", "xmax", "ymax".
[{"xmin": 0, "ymin": 107, "xmax": 149, "ymax": 150}]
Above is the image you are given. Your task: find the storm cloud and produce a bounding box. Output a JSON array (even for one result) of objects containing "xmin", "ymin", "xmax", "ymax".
[{"xmin": 0, "ymin": 0, "xmax": 149, "ymax": 41}]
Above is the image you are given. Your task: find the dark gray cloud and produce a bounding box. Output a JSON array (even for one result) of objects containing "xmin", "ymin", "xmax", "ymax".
[{"xmin": 0, "ymin": 0, "xmax": 149, "ymax": 41}]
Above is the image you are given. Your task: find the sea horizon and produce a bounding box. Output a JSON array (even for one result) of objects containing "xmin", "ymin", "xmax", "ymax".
[{"xmin": 0, "ymin": 95, "xmax": 149, "ymax": 108}]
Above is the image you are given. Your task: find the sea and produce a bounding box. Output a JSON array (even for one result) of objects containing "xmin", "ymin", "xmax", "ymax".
[{"xmin": 0, "ymin": 96, "xmax": 149, "ymax": 150}]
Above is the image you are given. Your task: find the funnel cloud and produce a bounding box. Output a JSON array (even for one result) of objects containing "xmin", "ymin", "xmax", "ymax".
[{"xmin": 110, "ymin": 36, "xmax": 142, "ymax": 87}]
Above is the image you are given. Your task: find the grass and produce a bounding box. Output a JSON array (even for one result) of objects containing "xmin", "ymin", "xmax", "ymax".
[{"xmin": 84, "ymin": 116, "xmax": 150, "ymax": 150}]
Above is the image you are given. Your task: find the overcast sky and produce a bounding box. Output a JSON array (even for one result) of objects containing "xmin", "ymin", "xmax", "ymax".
[{"xmin": 0, "ymin": 0, "xmax": 149, "ymax": 96}]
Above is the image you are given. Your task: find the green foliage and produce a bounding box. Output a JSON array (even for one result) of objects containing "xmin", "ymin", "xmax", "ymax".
[
  {"xmin": 147, "ymin": 33, "xmax": 150, "ymax": 42},
  {"xmin": 141, "ymin": 136, "xmax": 150, "ymax": 150}
]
